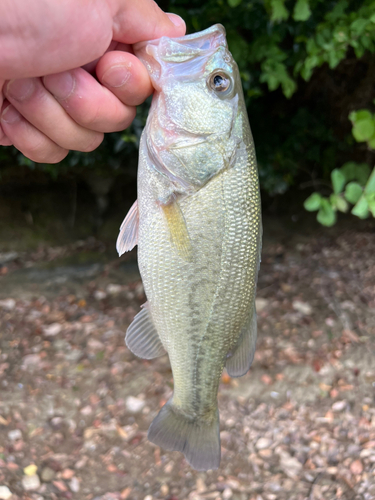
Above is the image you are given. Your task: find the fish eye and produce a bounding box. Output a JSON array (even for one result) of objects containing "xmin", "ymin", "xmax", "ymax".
[{"xmin": 208, "ymin": 71, "xmax": 232, "ymax": 94}]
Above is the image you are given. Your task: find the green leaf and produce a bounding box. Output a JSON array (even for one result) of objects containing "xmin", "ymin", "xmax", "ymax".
[
  {"xmin": 350, "ymin": 18, "xmax": 369, "ymax": 34},
  {"xmin": 349, "ymin": 110, "xmax": 372, "ymax": 122},
  {"xmin": 367, "ymin": 194, "xmax": 375, "ymax": 217},
  {"xmin": 270, "ymin": 0, "xmax": 289, "ymax": 22},
  {"xmin": 340, "ymin": 162, "xmax": 370, "ymax": 185},
  {"xmin": 364, "ymin": 167, "xmax": 375, "ymax": 195},
  {"xmin": 352, "ymin": 119, "xmax": 375, "ymax": 142},
  {"xmin": 331, "ymin": 169, "xmax": 346, "ymax": 194},
  {"xmin": 293, "ymin": 0, "xmax": 311, "ymax": 21},
  {"xmin": 368, "ymin": 136, "xmax": 375, "ymax": 150},
  {"xmin": 324, "ymin": 0, "xmax": 349, "ymax": 23},
  {"xmin": 304, "ymin": 192, "xmax": 322, "ymax": 211},
  {"xmin": 317, "ymin": 199, "xmax": 336, "ymax": 226},
  {"xmin": 330, "ymin": 194, "xmax": 348, "ymax": 213},
  {"xmin": 345, "ymin": 182, "xmax": 363, "ymax": 204},
  {"xmin": 281, "ymin": 76, "xmax": 297, "ymax": 98},
  {"xmin": 228, "ymin": 0, "xmax": 242, "ymax": 7},
  {"xmin": 351, "ymin": 196, "xmax": 369, "ymax": 219}
]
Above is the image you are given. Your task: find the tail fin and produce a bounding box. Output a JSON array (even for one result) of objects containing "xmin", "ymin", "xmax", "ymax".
[{"xmin": 147, "ymin": 400, "xmax": 220, "ymax": 471}]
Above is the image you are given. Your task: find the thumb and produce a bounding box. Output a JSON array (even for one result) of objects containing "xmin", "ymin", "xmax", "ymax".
[{"xmin": 110, "ymin": 0, "xmax": 186, "ymax": 44}]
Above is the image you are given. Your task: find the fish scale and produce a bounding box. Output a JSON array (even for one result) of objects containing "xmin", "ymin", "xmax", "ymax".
[{"xmin": 116, "ymin": 24, "xmax": 262, "ymax": 471}]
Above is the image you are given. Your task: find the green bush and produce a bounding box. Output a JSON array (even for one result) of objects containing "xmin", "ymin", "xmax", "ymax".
[
  {"xmin": 304, "ymin": 106, "xmax": 375, "ymax": 225},
  {"xmin": 1, "ymin": 0, "xmax": 375, "ymax": 222}
]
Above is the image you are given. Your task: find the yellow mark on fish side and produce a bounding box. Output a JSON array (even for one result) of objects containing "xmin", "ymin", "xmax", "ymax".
[{"xmin": 161, "ymin": 201, "xmax": 193, "ymax": 261}]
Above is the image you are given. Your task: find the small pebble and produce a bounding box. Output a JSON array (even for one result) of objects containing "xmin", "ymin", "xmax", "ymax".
[
  {"xmin": 292, "ymin": 300, "xmax": 312, "ymax": 315},
  {"xmin": 350, "ymin": 459, "xmax": 363, "ymax": 475},
  {"xmin": 256, "ymin": 438, "xmax": 272, "ymax": 450},
  {"xmin": 259, "ymin": 449, "xmax": 273, "ymax": 458},
  {"xmin": 8, "ymin": 429, "xmax": 22, "ymax": 441},
  {"xmin": 24, "ymin": 464, "xmax": 38, "ymax": 476},
  {"xmin": 0, "ymin": 486, "xmax": 12, "ymax": 500},
  {"xmin": 279, "ymin": 452, "xmax": 302, "ymax": 479},
  {"xmin": 222, "ymin": 488, "xmax": 233, "ymax": 499},
  {"xmin": 106, "ymin": 284, "xmax": 122, "ymax": 295},
  {"xmin": 0, "ymin": 299, "xmax": 16, "ymax": 310},
  {"xmin": 255, "ymin": 298, "xmax": 269, "ymax": 312},
  {"xmin": 332, "ymin": 400, "xmax": 346, "ymax": 412},
  {"xmin": 160, "ymin": 484, "xmax": 169, "ymax": 496},
  {"xmin": 70, "ymin": 477, "xmax": 80, "ymax": 493},
  {"xmin": 22, "ymin": 474, "xmax": 41, "ymax": 491},
  {"xmin": 43, "ymin": 323, "xmax": 62, "ymax": 337},
  {"xmin": 94, "ymin": 290, "xmax": 107, "ymax": 300},
  {"xmin": 22, "ymin": 354, "xmax": 40, "ymax": 367},
  {"xmin": 87, "ymin": 339, "xmax": 104, "ymax": 350},
  {"xmin": 41, "ymin": 467, "xmax": 56, "ymax": 482},
  {"xmin": 126, "ymin": 396, "xmax": 145, "ymax": 413}
]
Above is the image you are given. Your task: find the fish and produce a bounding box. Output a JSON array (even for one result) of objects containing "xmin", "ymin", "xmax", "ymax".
[{"xmin": 116, "ymin": 24, "xmax": 262, "ymax": 471}]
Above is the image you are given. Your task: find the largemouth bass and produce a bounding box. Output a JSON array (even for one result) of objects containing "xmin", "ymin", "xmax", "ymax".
[{"xmin": 117, "ymin": 24, "xmax": 262, "ymax": 471}]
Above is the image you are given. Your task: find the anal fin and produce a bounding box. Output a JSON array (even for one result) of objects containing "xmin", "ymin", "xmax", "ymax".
[
  {"xmin": 226, "ymin": 308, "xmax": 257, "ymax": 378},
  {"xmin": 125, "ymin": 302, "xmax": 166, "ymax": 359},
  {"xmin": 116, "ymin": 200, "xmax": 139, "ymax": 256}
]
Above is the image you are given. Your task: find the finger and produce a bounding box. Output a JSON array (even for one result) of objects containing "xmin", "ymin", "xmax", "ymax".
[
  {"xmin": 0, "ymin": 138, "xmax": 12, "ymax": 146},
  {"xmin": 5, "ymin": 78, "xmax": 104, "ymax": 151},
  {"xmin": 82, "ymin": 42, "xmax": 133, "ymax": 75},
  {"xmin": 111, "ymin": 1, "xmax": 186, "ymax": 43},
  {"xmin": 96, "ymin": 51, "xmax": 153, "ymax": 106},
  {"xmin": 0, "ymin": 81, "xmax": 9, "ymax": 144},
  {"xmin": 1, "ymin": 1, "xmax": 185, "ymax": 80},
  {"xmin": 44, "ymin": 67, "xmax": 136, "ymax": 133},
  {"xmin": 0, "ymin": 103, "xmax": 68, "ymax": 163}
]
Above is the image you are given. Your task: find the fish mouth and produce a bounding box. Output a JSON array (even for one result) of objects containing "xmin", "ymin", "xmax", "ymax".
[
  {"xmin": 134, "ymin": 24, "xmax": 227, "ymax": 54},
  {"xmin": 133, "ymin": 24, "xmax": 229, "ymax": 80}
]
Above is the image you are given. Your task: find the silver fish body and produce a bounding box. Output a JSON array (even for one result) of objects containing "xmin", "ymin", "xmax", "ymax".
[{"xmin": 117, "ymin": 24, "xmax": 262, "ymax": 471}]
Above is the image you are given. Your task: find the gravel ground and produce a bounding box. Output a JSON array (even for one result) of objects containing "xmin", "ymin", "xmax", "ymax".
[{"xmin": 0, "ymin": 217, "xmax": 374, "ymax": 500}]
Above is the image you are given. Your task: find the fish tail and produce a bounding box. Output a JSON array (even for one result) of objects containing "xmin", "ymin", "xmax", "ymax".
[{"xmin": 148, "ymin": 399, "xmax": 220, "ymax": 471}]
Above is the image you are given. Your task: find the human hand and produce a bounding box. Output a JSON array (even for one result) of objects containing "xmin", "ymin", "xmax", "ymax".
[{"xmin": 0, "ymin": 0, "xmax": 185, "ymax": 162}]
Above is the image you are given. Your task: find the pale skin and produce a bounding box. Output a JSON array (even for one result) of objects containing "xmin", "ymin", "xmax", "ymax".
[{"xmin": 0, "ymin": 0, "xmax": 186, "ymax": 162}]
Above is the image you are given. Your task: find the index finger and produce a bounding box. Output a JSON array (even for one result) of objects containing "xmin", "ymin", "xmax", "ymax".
[{"xmin": 111, "ymin": 2, "xmax": 186, "ymax": 44}]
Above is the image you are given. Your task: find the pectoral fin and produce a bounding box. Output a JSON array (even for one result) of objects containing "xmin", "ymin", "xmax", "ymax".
[
  {"xmin": 226, "ymin": 308, "xmax": 257, "ymax": 378},
  {"xmin": 161, "ymin": 200, "xmax": 193, "ymax": 261},
  {"xmin": 125, "ymin": 302, "xmax": 166, "ymax": 359},
  {"xmin": 116, "ymin": 200, "xmax": 139, "ymax": 256}
]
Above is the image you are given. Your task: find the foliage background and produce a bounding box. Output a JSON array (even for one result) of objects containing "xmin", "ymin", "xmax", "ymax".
[{"xmin": 1, "ymin": 0, "xmax": 375, "ymax": 220}]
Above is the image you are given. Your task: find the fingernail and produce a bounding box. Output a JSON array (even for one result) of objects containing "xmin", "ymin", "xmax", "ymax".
[
  {"xmin": 166, "ymin": 13, "xmax": 185, "ymax": 28},
  {"xmin": 6, "ymin": 78, "xmax": 34, "ymax": 101},
  {"xmin": 1, "ymin": 105, "xmax": 21, "ymax": 124},
  {"xmin": 43, "ymin": 71, "xmax": 75, "ymax": 100},
  {"xmin": 101, "ymin": 65, "xmax": 131, "ymax": 88}
]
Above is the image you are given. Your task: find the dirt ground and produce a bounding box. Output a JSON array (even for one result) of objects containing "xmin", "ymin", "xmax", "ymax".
[{"xmin": 0, "ymin": 211, "xmax": 374, "ymax": 500}]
